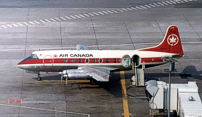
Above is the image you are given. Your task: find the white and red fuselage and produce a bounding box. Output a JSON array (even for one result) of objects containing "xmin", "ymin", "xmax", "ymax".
[{"xmin": 17, "ymin": 25, "xmax": 184, "ymax": 73}]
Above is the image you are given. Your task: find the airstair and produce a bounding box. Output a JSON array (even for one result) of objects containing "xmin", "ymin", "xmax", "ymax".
[{"xmin": 131, "ymin": 62, "xmax": 145, "ymax": 86}]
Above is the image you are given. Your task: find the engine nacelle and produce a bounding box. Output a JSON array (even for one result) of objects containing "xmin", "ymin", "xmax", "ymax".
[
  {"xmin": 68, "ymin": 72, "xmax": 90, "ymax": 79},
  {"xmin": 60, "ymin": 69, "xmax": 85, "ymax": 75}
]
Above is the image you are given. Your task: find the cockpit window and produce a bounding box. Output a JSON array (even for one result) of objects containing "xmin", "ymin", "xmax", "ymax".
[
  {"xmin": 30, "ymin": 54, "xmax": 38, "ymax": 59},
  {"xmin": 18, "ymin": 54, "xmax": 39, "ymax": 64}
]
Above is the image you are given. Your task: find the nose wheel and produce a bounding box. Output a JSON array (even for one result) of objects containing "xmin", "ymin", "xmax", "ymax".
[{"xmin": 37, "ymin": 73, "xmax": 42, "ymax": 81}]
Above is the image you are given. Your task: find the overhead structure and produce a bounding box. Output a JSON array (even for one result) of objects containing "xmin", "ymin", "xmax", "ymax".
[{"xmin": 146, "ymin": 80, "xmax": 202, "ymax": 117}]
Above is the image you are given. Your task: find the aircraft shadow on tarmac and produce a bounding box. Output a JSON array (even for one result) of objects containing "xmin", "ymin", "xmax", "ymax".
[
  {"xmin": 143, "ymin": 65, "xmax": 202, "ymax": 80},
  {"xmin": 32, "ymin": 72, "xmax": 123, "ymax": 98},
  {"xmin": 179, "ymin": 65, "xmax": 202, "ymax": 80},
  {"xmin": 31, "ymin": 65, "xmax": 202, "ymax": 98}
]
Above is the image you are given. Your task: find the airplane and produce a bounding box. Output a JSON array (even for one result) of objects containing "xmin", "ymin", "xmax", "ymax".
[{"xmin": 17, "ymin": 25, "xmax": 184, "ymax": 85}]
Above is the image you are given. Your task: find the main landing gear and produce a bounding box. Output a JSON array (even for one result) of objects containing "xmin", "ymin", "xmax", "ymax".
[
  {"xmin": 37, "ymin": 73, "xmax": 42, "ymax": 81},
  {"xmin": 90, "ymin": 79, "xmax": 97, "ymax": 85}
]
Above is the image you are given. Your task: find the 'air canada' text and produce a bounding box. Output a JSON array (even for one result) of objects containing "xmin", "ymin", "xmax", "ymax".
[{"xmin": 59, "ymin": 54, "xmax": 93, "ymax": 57}]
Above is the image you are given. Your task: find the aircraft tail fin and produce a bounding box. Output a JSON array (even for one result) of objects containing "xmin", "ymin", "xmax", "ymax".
[{"xmin": 139, "ymin": 25, "xmax": 184, "ymax": 55}]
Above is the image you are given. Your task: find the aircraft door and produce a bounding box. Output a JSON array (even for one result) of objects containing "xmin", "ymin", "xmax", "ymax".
[
  {"xmin": 43, "ymin": 55, "xmax": 53, "ymax": 68},
  {"xmin": 132, "ymin": 55, "xmax": 140, "ymax": 67},
  {"xmin": 121, "ymin": 55, "xmax": 131, "ymax": 68}
]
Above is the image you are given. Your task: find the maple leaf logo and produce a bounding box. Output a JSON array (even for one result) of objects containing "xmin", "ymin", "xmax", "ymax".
[
  {"xmin": 167, "ymin": 34, "xmax": 179, "ymax": 46},
  {"xmin": 170, "ymin": 36, "xmax": 176, "ymax": 43},
  {"xmin": 53, "ymin": 54, "xmax": 58, "ymax": 58}
]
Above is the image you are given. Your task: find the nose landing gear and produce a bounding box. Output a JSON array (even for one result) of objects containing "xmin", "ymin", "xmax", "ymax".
[{"xmin": 37, "ymin": 73, "xmax": 42, "ymax": 81}]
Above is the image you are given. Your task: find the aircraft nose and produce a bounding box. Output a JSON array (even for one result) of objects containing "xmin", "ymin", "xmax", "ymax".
[
  {"xmin": 17, "ymin": 58, "xmax": 28, "ymax": 69},
  {"xmin": 17, "ymin": 55, "xmax": 34, "ymax": 70},
  {"xmin": 17, "ymin": 62, "xmax": 24, "ymax": 69}
]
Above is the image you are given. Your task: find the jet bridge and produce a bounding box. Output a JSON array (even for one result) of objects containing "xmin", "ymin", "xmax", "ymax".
[{"xmin": 146, "ymin": 80, "xmax": 202, "ymax": 117}]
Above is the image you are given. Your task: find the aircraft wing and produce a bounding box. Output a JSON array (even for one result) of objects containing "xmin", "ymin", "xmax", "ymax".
[
  {"xmin": 60, "ymin": 67, "xmax": 110, "ymax": 82},
  {"xmin": 79, "ymin": 67, "xmax": 110, "ymax": 82}
]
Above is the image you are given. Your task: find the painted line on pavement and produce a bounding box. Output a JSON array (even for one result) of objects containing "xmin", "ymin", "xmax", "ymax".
[
  {"xmin": 34, "ymin": 20, "xmax": 40, "ymax": 24},
  {"xmin": 0, "ymin": 103, "xmax": 90, "ymax": 117},
  {"xmin": 165, "ymin": 1, "xmax": 173, "ymax": 4},
  {"xmin": 44, "ymin": 19, "xmax": 51, "ymax": 22},
  {"xmin": 18, "ymin": 23, "xmax": 23, "ymax": 26},
  {"xmin": 144, "ymin": 5, "xmax": 151, "ymax": 8},
  {"xmin": 79, "ymin": 14, "xmax": 85, "ymax": 18},
  {"xmin": 116, "ymin": 9, "xmax": 124, "ymax": 12},
  {"xmin": 83, "ymin": 14, "xmax": 90, "ymax": 17},
  {"xmin": 111, "ymin": 10, "xmax": 119, "ymax": 13},
  {"xmin": 107, "ymin": 10, "xmax": 114, "ymax": 13},
  {"xmin": 120, "ymin": 71, "xmax": 131, "ymax": 117},
  {"xmin": 65, "ymin": 16, "xmax": 71, "ymax": 19},
  {"xmin": 162, "ymin": 1, "xmax": 169, "ymax": 5},
  {"xmin": 88, "ymin": 13, "xmax": 94, "ymax": 16},
  {"xmin": 55, "ymin": 17, "xmax": 61, "ymax": 21},
  {"xmin": 158, "ymin": 2, "xmax": 165, "ymax": 6},
  {"xmin": 98, "ymin": 12, "xmax": 104, "ymax": 15},
  {"xmin": 140, "ymin": 5, "xmax": 147, "ymax": 9},
  {"xmin": 29, "ymin": 21, "xmax": 34, "ymax": 25},
  {"xmin": 102, "ymin": 10, "xmax": 109, "ymax": 14},
  {"xmin": 50, "ymin": 18, "xmax": 56, "ymax": 22},
  {"xmin": 12, "ymin": 24, "xmax": 18, "ymax": 27},
  {"xmin": 2, "ymin": 41, "xmax": 201, "ymax": 51},
  {"xmin": 40, "ymin": 20, "xmax": 46, "ymax": 23},
  {"xmin": 60, "ymin": 17, "xmax": 66, "ymax": 20},
  {"xmin": 0, "ymin": 0, "xmax": 196, "ymax": 29},
  {"xmin": 23, "ymin": 22, "xmax": 29, "ymax": 25},
  {"xmin": 70, "ymin": 15, "xmax": 77, "ymax": 19}
]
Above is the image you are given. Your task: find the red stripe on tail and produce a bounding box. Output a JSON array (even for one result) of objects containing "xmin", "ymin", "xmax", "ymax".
[{"xmin": 139, "ymin": 25, "xmax": 184, "ymax": 55}]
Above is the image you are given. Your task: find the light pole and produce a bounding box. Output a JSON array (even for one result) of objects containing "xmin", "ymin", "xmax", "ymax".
[{"xmin": 162, "ymin": 56, "xmax": 177, "ymax": 117}]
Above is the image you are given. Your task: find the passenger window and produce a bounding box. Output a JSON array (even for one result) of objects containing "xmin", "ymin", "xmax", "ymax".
[
  {"xmin": 99, "ymin": 58, "xmax": 102, "ymax": 63},
  {"xmin": 64, "ymin": 59, "xmax": 67, "ymax": 63},
  {"xmin": 86, "ymin": 58, "xmax": 89, "ymax": 63},
  {"xmin": 93, "ymin": 59, "xmax": 96, "ymax": 63},
  {"xmin": 106, "ymin": 58, "xmax": 109, "ymax": 63},
  {"xmin": 114, "ymin": 58, "xmax": 116, "ymax": 63},
  {"xmin": 71, "ymin": 59, "xmax": 75, "ymax": 63},
  {"xmin": 78, "ymin": 59, "xmax": 82, "ymax": 63}
]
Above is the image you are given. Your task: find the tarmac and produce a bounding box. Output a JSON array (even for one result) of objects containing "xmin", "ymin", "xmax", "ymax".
[{"xmin": 0, "ymin": 0, "xmax": 202, "ymax": 117}]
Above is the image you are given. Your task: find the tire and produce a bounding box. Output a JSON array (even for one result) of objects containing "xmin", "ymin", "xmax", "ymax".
[
  {"xmin": 90, "ymin": 79, "xmax": 97, "ymax": 85},
  {"xmin": 37, "ymin": 77, "xmax": 41, "ymax": 81}
]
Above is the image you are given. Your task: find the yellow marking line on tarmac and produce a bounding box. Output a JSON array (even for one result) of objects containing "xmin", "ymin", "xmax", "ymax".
[{"xmin": 120, "ymin": 71, "xmax": 131, "ymax": 117}]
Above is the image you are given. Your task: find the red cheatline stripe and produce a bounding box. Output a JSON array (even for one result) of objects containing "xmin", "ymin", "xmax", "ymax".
[
  {"xmin": 18, "ymin": 57, "xmax": 163, "ymax": 65},
  {"xmin": 18, "ymin": 58, "xmax": 121, "ymax": 65},
  {"xmin": 141, "ymin": 57, "xmax": 163, "ymax": 63}
]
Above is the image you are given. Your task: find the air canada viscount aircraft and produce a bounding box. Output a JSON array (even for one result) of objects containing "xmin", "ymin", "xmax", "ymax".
[{"xmin": 17, "ymin": 25, "xmax": 184, "ymax": 84}]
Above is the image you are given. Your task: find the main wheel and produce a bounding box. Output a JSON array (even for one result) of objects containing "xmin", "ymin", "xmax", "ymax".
[
  {"xmin": 90, "ymin": 79, "xmax": 97, "ymax": 85},
  {"xmin": 37, "ymin": 77, "xmax": 41, "ymax": 81}
]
